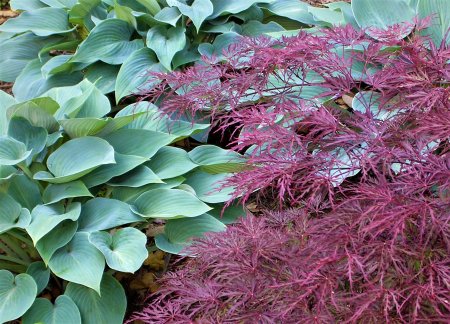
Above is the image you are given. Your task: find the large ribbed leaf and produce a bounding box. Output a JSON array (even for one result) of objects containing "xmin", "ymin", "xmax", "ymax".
[
  {"xmin": 0, "ymin": 91, "xmax": 16, "ymax": 135},
  {"xmin": 0, "ymin": 271, "xmax": 37, "ymax": 323},
  {"xmin": 8, "ymin": 117, "xmax": 47, "ymax": 164},
  {"xmin": 26, "ymin": 261, "xmax": 50, "ymax": 296},
  {"xmin": 89, "ymin": 228, "xmax": 148, "ymax": 273},
  {"xmin": 131, "ymin": 188, "xmax": 212, "ymax": 218},
  {"xmin": 27, "ymin": 203, "xmax": 81, "ymax": 245},
  {"xmin": 167, "ymin": 0, "xmax": 213, "ymax": 31},
  {"xmin": 78, "ymin": 198, "xmax": 143, "ymax": 232},
  {"xmin": 108, "ymin": 165, "xmax": 162, "ymax": 187},
  {"xmin": 23, "ymin": 296, "xmax": 81, "ymax": 324},
  {"xmin": 261, "ymin": 0, "xmax": 316, "ymax": 24},
  {"xmin": 85, "ymin": 63, "xmax": 119, "ymax": 94},
  {"xmin": 7, "ymin": 174, "xmax": 42, "ymax": 211},
  {"xmin": 70, "ymin": 19, "xmax": 144, "ymax": 65},
  {"xmin": 209, "ymin": 0, "xmax": 273, "ymax": 19},
  {"xmin": 188, "ymin": 145, "xmax": 245, "ymax": 173},
  {"xmin": 34, "ymin": 137, "xmax": 115, "ymax": 183},
  {"xmin": 146, "ymin": 146, "xmax": 198, "ymax": 179},
  {"xmin": 0, "ymin": 193, "xmax": 31, "ymax": 234},
  {"xmin": 154, "ymin": 7, "xmax": 182, "ymax": 26},
  {"xmin": 48, "ymin": 232, "xmax": 105, "ymax": 292},
  {"xmin": 10, "ymin": 0, "xmax": 46, "ymax": 10},
  {"xmin": 418, "ymin": 0, "xmax": 450, "ymax": 46},
  {"xmin": 43, "ymin": 181, "xmax": 93, "ymax": 204},
  {"xmin": 0, "ymin": 136, "xmax": 31, "ymax": 165},
  {"xmin": 146, "ymin": 25, "xmax": 186, "ymax": 70},
  {"xmin": 115, "ymin": 48, "xmax": 165, "ymax": 102},
  {"xmin": 0, "ymin": 8, "xmax": 74, "ymax": 36},
  {"xmin": 352, "ymin": 0, "xmax": 415, "ymax": 40},
  {"xmin": 185, "ymin": 171, "xmax": 234, "ymax": 203},
  {"xmin": 65, "ymin": 274, "xmax": 126, "ymax": 324},
  {"xmin": 69, "ymin": 0, "xmax": 102, "ymax": 25}
]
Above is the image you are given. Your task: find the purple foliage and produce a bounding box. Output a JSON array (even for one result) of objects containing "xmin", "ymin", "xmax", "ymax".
[{"xmin": 132, "ymin": 24, "xmax": 450, "ymax": 322}]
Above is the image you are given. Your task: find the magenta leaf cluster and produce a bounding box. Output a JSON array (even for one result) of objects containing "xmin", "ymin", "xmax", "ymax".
[{"xmin": 133, "ymin": 23, "xmax": 450, "ymax": 322}]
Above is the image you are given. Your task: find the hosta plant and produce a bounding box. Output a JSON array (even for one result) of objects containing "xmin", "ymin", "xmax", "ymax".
[{"xmin": 0, "ymin": 77, "xmax": 244, "ymax": 322}]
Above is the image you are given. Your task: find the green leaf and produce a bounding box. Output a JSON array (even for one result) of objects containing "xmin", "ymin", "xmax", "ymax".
[
  {"xmin": 34, "ymin": 137, "xmax": 115, "ymax": 183},
  {"xmin": 49, "ymin": 232, "xmax": 105, "ymax": 292},
  {"xmin": 352, "ymin": 0, "xmax": 415, "ymax": 40},
  {"xmin": 71, "ymin": 19, "xmax": 144, "ymax": 65},
  {"xmin": 131, "ymin": 188, "xmax": 212, "ymax": 219},
  {"xmin": 146, "ymin": 25, "xmax": 186, "ymax": 70},
  {"xmin": 0, "ymin": 136, "xmax": 31, "ymax": 165},
  {"xmin": 115, "ymin": 48, "xmax": 165, "ymax": 102},
  {"xmin": 41, "ymin": 0, "xmax": 77, "ymax": 8},
  {"xmin": 184, "ymin": 171, "xmax": 234, "ymax": 203},
  {"xmin": 7, "ymin": 174, "xmax": 43, "ymax": 211},
  {"xmin": 418, "ymin": 0, "xmax": 450, "ymax": 46},
  {"xmin": 241, "ymin": 21, "xmax": 284, "ymax": 36},
  {"xmin": 102, "ymin": 128, "xmax": 175, "ymax": 158},
  {"xmin": 108, "ymin": 165, "xmax": 163, "ymax": 187},
  {"xmin": 188, "ymin": 145, "xmax": 245, "ymax": 173},
  {"xmin": 261, "ymin": 0, "xmax": 316, "ymax": 24},
  {"xmin": 136, "ymin": 0, "xmax": 161, "ymax": 15},
  {"xmin": 89, "ymin": 228, "xmax": 148, "ymax": 272},
  {"xmin": 153, "ymin": 7, "xmax": 182, "ymax": 26},
  {"xmin": 167, "ymin": 0, "xmax": 213, "ymax": 31},
  {"xmin": 0, "ymin": 194, "xmax": 30, "ymax": 234},
  {"xmin": 26, "ymin": 261, "xmax": 50, "ymax": 296},
  {"xmin": 308, "ymin": 6, "xmax": 345, "ymax": 26},
  {"xmin": 23, "ymin": 296, "xmax": 81, "ymax": 324},
  {"xmin": 43, "ymin": 181, "xmax": 93, "ymax": 205},
  {"xmin": 8, "ymin": 117, "xmax": 48, "ymax": 163},
  {"xmin": 208, "ymin": 203, "xmax": 245, "ymax": 224},
  {"xmin": 78, "ymin": 198, "xmax": 143, "ymax": 232},
  {"xmin": 145, "ymin": 146, "xmax": 198, "ymax": 179},
  {"xmin": 209, "ymin": 0, "xmax": 273, "ymax": 19},
  {"xmin": 27, "ymin": 203, "xmax": 81, "ymax": 245},
  {"xmin": 0, "ymin": 271, "xmax": 37, "ymax": 323},
  {"xmin": 198, "ymin": 32, "xmax": 242, "ymax": 59},
  {"xmin": 115, "ymin": 1, "xmax": 138, "ymax": 28},
  {"xmin": 0, "ymin": 8, "xmax": 74, "ymax": 36},
  {"xmin": 36, "ymin": 220, "xmax": 78, "ymax": 265},
  {"xmin": 65, "ymin": 274, "xmax": 126, "ymax": 324},
  {"xmin": 0, "ymin": 91, "xmax": 16, "ymax": 135},
  {"xmin": 69, "ymin": 0, "xmax": 102, "ymax": 25},
  {"xmin": 10, "ymin": 0, "xmax": 46, "ymax": 10},
  {"xmin": 85, "ymin": 63, "xmax": 120, "ymax": 94},
  {"xmin": 156, "ymin": 213, "xmax": 226, "ymax": 254}
]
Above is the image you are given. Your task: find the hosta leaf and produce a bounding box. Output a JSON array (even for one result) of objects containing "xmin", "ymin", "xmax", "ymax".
[
  {"xmin": 89, "ymin": 228, "xmax": 148, "ymax": 273},
  {"xmin": 167, "ymin": 0, "xmax": 213, "ymax": 31},
  {"xmin": 131, "ymin": 188, "xmax": 212, "ymax": 219},
  {"xmin": 0, "ymin": 193, "xmax": 31, "ymax": 234},
  {"xmin": 23, "ymin": 296, "xmax": 81, "ymax": 324},
  {"xmin": 10, "ymin": 0, "xmax": 46, "ymax": 10},
  {"xmin": 0, "ymin": 271, "xmax": 37, "ymax": 323},
  {"xmin": 34, "ymin": 137, "xmax": 115, "ymax": 183},
  {"xmin": 49, "ymin": 232, "xmax": 105, "ymax": 292},
  {"xmin": 0, "ymin": 136, "xmax": 31, "ymax": 165},
  {"xmin": 36, "ymin": 220, "xmax": 78, "ymax": 265},
  {"xmin": 241, "ymin": 21, "xmax": 284, "ymax": 36},
  {"xmin": 85, "ymin": 63, "xmax": 119, "ymax": 94},
  {"xmin": 115, "ymin": 48, "xmax": 165, "ymax": 102},
  {"xmin": 108, "ymin": 165, "xmax": 162, "ymax": 187},
  {"xmin": 184, "ymin": 171, "xmax": 234, "ymax": 203},
  {"xmin": 26, "ymin": 261, "xmax": 50, "ymax": 296},
  {"xmin": 146, "ymin": 25, "xmax": 186, "ymax": 70},
  {"xmin": 8, "ymin": 117, "xmax": 48, "ymax": 163},
  {"xmin": 0, "ymin": 8, "xmax": 74, "ymax": 36},
  {"xmin": 352, "ymin": 0, "xmax": 415, "ymax": 40},
  {"xmin": 145, "ymin": 146, "xmax": 198, "ymax": 179},
  {"xmin": 188, "ymin": 145, "xmax": 245, "ymax": 173},
  {"xmin": 261, "ymin": 0, "xmax": 316, "ymax": 24},
  {"xmin": 102, "ymin": 128, "xmax": 175, "ymax": 158},
  {"xmin": 59, "ymin": 118, "xmax": 108, "ymax": 138},
  {"xmin": 65, "ymin": 274, "xmax": 126, "ymax": 324},
  {"xmin": 41, "ymin": 0, "xmax": 77, "ymax": 7},
  {"xmin": 27, "ymin": 203, "xmax": 81, "ymax": 245},
  {"xmin": 308, "ymin": 6, "xmax": 345, "ymax": 26},
  {"xmin": 0, "ymin": 91, "xmax": 16, "ymax": 135},
  {"xmin": 70, "ymin": 19, "xmax": 144, "ymax": 65},
  {"xmin": 136, "ymin": 0, "xmax": 161, "ymax": 15},
  {"xmin": 198, "ymin": 32, "xmax": 242, "ymax": 59},
  {"xmin": 43, "ymin": 181, "xmax": 93, "ymax": 204},
  {"xmin": 209, "ymin": 0, "xmax": 273, "ymax": 19},
  {"xmin": 69, "ymin": 0, "xmax": 102, "ymax": 25},
  {"xmin": 418, "ymin": 0, "xmax": 450, "ymax": 46},
  {"xmin": 156, "ymin": 213, "xmax": 226, "ymax": 254},
  {"xmin": 209, "ymin": 203, "xmax": 246, "ymax": 224},
  {"xmin": 78, "ymin": 198, "xmax": 143, "ymax": 232},
  {"xmin": 153, "ymin": 7, "xmax": 182, "ymax": 26},
  {"xmin": 7, "ymin": 174, "xmax": 42, "ymax": 211}
]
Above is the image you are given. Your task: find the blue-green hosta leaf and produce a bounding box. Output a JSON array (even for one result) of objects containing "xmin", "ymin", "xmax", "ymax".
[
  {"xmin": 208, "ymin": 203, "xmax": 245, "ymax": 224},
  {"xmin": 153, "ymin": 6, "xmax": 182, "ymax": 26},
  {"xmin": 167, "ymin": 0, "xmax": 213, "ymax": 31},
  {"xmin": 23, "ymin": 296, "xmax": 81, "ymax": 324},
  {"xmin": 7, "ymin": 97, "xmax": 60, "ymax": 133},
  {"xmin": 81, "ymin": 153, "xmax": 147, "ymax": 188},
  {"xmin": 10, "ymin": 0, "xmax": 46, "ymax": 10},
  {"xmin": 0, "ymin": 193, "xmax": 31, "ymax": 234},
  {"xmin": 34, "ymin": 137, "xmax": 115, "ymax": 184},
  {"xmin": 145, "ymin": 146, "xmax": 198, "ymax": 179},
  {"xmin": 188, "ymin": 145, "xmax": 245, "ymax": 173},
  {"xmin": 108, "ymin": 165, "xmax": 163, "ymax": 187},
  {"xmin": 65, "ymin": 274, "xmax": 126, "ymax": 324},
  {"xmin": 27, "ymin": 203, "xmax": 81, "ymax": 245},
  {"xmin": 260, "ymin": 0, "xmax": 316, "ymax": 25},
  {"xmin": 49, "ymin": 232, "xmax": 105, "ymax": 292},
  {"xmin": 0, "ymin": 33, "xmax": 62, "ymax": 82},
  {"xmin": 136, "ymin": 0, "xmax": 161, "ymax": 15},
  {"xmin": 41, "ymin": 0, "xmax": 77, "ymax": 7},
  {"xmin": 7, "ymin": 174, "xmax": 42, "ymax": 211},
  {"xmin": 0, "ymin": 271, "xmax": 37, "ymax": 323},
  {"xmin": 8, "ymin": 117, "xmax": 47, "ymax": 164},
  {"xmin": 307, "ymin": 6, "xmax": 345, "ymax": 26},
  {"xmin": 36, "ymin": 220, "xmax": 78, "ymax": 265},
  {"xmin": 0, "ymin": 91, "xmax": 16, "ymax": 135},
  {"xmin": 146, "ymin": 25, "xmax": 186, "ymax": 70},
  {"xmin": 198, "ymin": 32, "xmax": 242, "ymax": 59},
  {"xmin": 43, "ymin": 181, "xmax": 93, "ymax": 204},
  {"xmin": 69, "ymin": 0, "xmax": 102, "ymax": 25},
  {"xmin": 102, "ymin": 128, "xmax": 175, "ymax": 158},
  {"xmin": 40, "ymin": 55, "xmax": 77, "ymax": 78},
  {"xmin": 115, "ymin": 48, "xmax": 166, "ymax": 102},
  {"xmin": 184, "ymin": 171, "xmax": 234, "ymax": 203},
  {"xmin": 71, "ymin": 19, "xmax": 144, "ymax": 65},
  {"xmin": 352, "ymin": 91, "xmax": 399, "ymax": 120},
  {"xmin": 240, "ymin": 21, "xmax": 284, "ymax": 36},
  {"xmin": 0, "ymin": 165, "xmax": 17, "ymax": 183},
  {"xmin": 352, "ymin": 0, "xmax": 415, "ymax": 40},
  {"xmin": 78, "ymin": 198, "xmax": 143, "ymax": 232},
  {"xmin": 131, "ymin": 188, "xmax": 212, "ymax": 219},
  {"xmin": 0, "ymin": 136, "xmax": 31, "ymax": 165},
  {"xmin": 209, "ymin": 0, "xmax": 273, "ymax": 19},
  {"xmin": 114, "ymin": 1, "xmax": 138, "ymax": 28},
  {"xmin": 0, "ymin": 8, "xmax": 74, "ymax": 36},
  {"xmin": 85, "ymin": 63, "xmax": 119, "ymax": 94},
  {"xmin": 89, "ymin": 228, "xmax": 148, "ymax": 272},
  {"xmin": 26, "ymin": 261, "xmax": 50, "ymax": 296},
  {"xmin": 12, "ymin": 59, "xmax": 83, "ymax": 102},
  {"xmin": 418, "ymin": 0, "xmax": 450, "ymax": 46},
  {"xmin": 155, "ymin": 213, "xmax": 226, "ymax": 254}
]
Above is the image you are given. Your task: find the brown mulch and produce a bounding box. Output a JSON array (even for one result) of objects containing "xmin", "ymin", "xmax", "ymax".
[
  {"xmin": 305, "ymin": 0, "xmax": 350, "ymax": 6},
  {"xmin": 0, "ymin": 4, "xmax": 16, "ymax": 94}
]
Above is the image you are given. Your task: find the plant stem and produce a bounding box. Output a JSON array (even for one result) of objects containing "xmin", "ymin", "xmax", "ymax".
[
  {"xmin": 0, "ymin": 240, "xmax": 19, "ymax": 258},
  {"xmin": 0, "ymin": 234, "xmax": 32, "ymax": 264},
  {"xmin": 0, "ymin": 254, "xmax": 30, "ymax": 266},
  {"xmin": 0, "ymin": 261, "xmax": 27, "ymax": 273}
]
